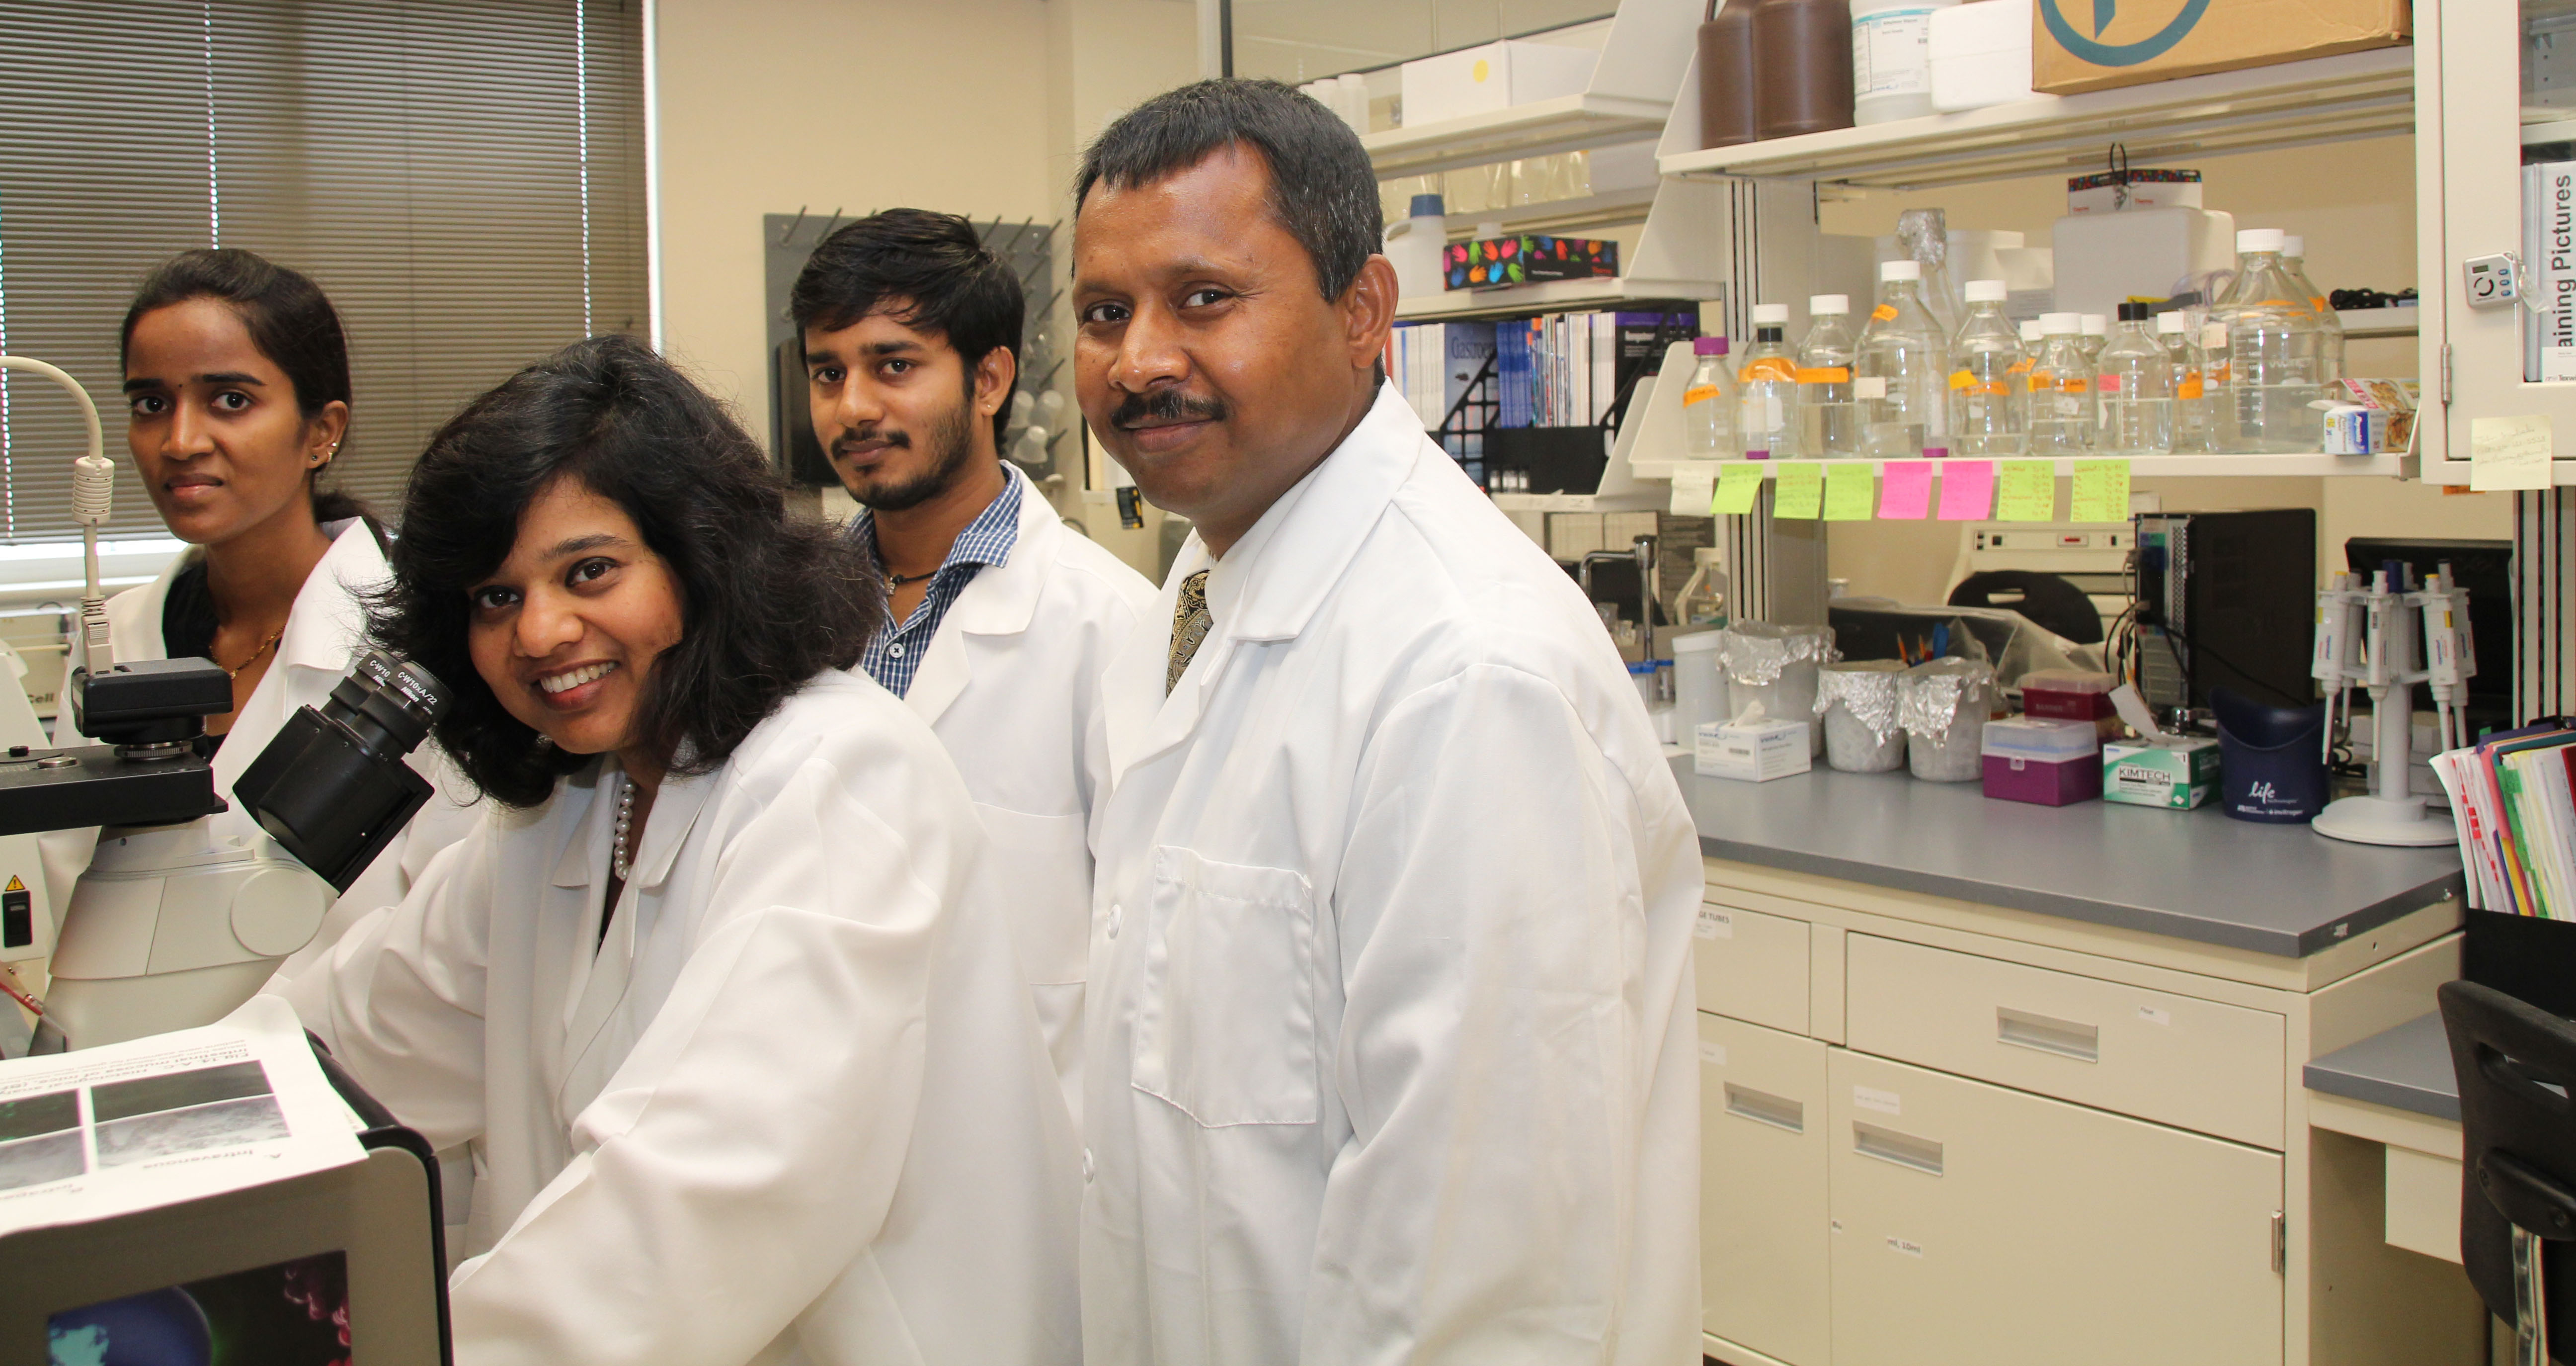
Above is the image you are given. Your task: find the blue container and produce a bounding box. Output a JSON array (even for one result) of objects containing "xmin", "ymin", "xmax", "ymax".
[{"xmin": 2211, "ymin": 687, "xmax": 2328, "ymax": 824}]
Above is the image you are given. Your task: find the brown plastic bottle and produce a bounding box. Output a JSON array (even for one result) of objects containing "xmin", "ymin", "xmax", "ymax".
[
  {"xmin": 1698, "ymin": 0, "xmax": 1758, "ymax": 150},
  {"xmin": 1751, "ymin": 0, "xmax": 1854, "ymax": 140}
]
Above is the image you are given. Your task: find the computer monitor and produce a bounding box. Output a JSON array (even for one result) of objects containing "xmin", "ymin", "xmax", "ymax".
[
  {"xmin": 2343, "ymin": 536, "xmax": 2514, "ymax": 735},
  {"xmin": 0, "ymin": 1052, "xmax": 449, "ymax": 1366}
]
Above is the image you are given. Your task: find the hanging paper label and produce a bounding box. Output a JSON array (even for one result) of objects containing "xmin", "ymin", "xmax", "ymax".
[
  {"xmin": 1937, "ymin": 460, "xmax": 1997, "ymax": 520},
  {"xmin": 1878, "ymin": 461, "xmax": 1933, "ymax": 519},
  {"xmin": 1713, "ymin": 462, "xmax": 1768, "ymax": 516},
  {"xmin": 1773, "ymin": 462, "xmax": 1826, "ymax": 518},
  {"xmin": 1823, "ymin": 463, "xmax": 1876, "ymax": 521},
  {"xmin": 1996, "ymin": 461, "xmax": 2056, "ymax": 521},
  {"xmin": 2070, "ymin": 459, "xmax": 2133, "ymax": 523}
]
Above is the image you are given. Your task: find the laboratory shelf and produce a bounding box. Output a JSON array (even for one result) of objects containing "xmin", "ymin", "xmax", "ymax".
[
  {"xmin": 1489, "ymin": 489, "xmax": 1666, "ymax": 512},
  {"xmin": 2337, "ymin": 305, "xmax": 2420, "ymax": 339},
  {"xmin": 1625, "ymin": 452, "xmax": 2410, "ymax": 479},
  {"xmin": 1656, "ymin": 46, "xmax": 2414, "ymax": 191},
  {"xmin": 2418, "ymin": 457, "xmax": 2576, "ymax": 486},
  {"xmin": 1440, "ymin": 183, "xmax": 1659, "ymax": 237},
  {"xmin": 1365, "ymin": 93, "xmax": 1673, "ymax": 180},
  {"xmin": 1395, "ymin": 273, "xmax": 1721, "ymax": 321}
]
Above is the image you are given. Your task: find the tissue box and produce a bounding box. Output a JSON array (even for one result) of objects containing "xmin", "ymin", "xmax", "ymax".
[
  {"xmin": 2103, "ymin": 738, "xmax": 2221, "ymax": 809},
  {"xmin": 1446, "ymin": 235, "xmax": 1618, "ymax": 289},
  {"xmin": 1696, "ymin": 719, "xmax": 1812, "ymax": 782}
]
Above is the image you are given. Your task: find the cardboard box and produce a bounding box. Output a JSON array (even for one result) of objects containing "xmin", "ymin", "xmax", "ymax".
[
  {"xmin": 2032, "ymin": 0, "xmax": 2409, "ymax": 96},
  {"xmin": 1695, "ymin": 719, "xmax": 1812, "ymax": 782},
  {"xmin": 2102, "ymin": 737, "xmax": 2221, "ymax": 809},
  {"xmin": 1446, "ymin": 235, "xmax": 1619, "ymax": 290},
  {"xmin": 1400, "ymin": 39, "xmax": 1598, "ymax": 128}
]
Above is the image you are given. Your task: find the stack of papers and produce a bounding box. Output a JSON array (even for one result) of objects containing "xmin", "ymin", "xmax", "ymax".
[{"xmin": 2430, "ymin": 723, "xmax": 2576, "ymax": 915}]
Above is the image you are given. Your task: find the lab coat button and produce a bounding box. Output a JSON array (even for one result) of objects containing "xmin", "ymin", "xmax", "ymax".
[
  {"xmin": 888, "ymin": 643, "xmax": 906, "ymax": 658},
  {"xmin": 1082, "ymin": 1147, "xmax": 1095, "ymax": 1182},
  {"xmin": 1108, "ymin": 904, "xmax": 1122, "ymax": 939}
]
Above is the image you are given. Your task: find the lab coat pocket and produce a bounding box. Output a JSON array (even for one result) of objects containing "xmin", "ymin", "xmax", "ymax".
[
  {"xmin": 1133, "ymin": 847, "xmax": 1318, "ymax": 1128},
  {"xmin": 970, "ymin": 804, "xmax": 1091, "ymax": 987}
]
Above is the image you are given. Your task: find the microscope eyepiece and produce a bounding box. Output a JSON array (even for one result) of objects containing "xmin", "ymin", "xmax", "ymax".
[
  {"xmin": 233, "ymin": 652, "xmax": 451, "ymax": 893},
  {"xmin": 323, "ymin": 651, "xmax": 448, "ymax": 763}
]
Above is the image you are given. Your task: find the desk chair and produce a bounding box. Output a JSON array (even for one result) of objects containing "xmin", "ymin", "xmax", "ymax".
[
  {"xmin": 1947, "ymin": 570, "xmax": 2104, "ymax": 646},
  {"xmin": 2441, "ymin": 979, "xmax": 2576, "ymax": 1366}
]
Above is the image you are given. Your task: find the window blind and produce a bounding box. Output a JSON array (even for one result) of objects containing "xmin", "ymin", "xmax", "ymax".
[{"xmin": 0, "ymin": 0, "xmax": 648, "ymax": 543}]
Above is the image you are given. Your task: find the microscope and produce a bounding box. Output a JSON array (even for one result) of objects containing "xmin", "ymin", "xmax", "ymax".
[{"xmin": 0, "ymin": 352, "xmax": 448, "ymax": 1052}]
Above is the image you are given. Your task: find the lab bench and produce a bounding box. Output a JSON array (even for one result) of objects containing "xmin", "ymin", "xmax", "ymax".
[
  {"xmin": 2304, "ymin": 1014, "xmax": 2473, "ymax": 1274},
  {"xmin": 1677, "ymin": 760, "xmax": 2484, "ymax": 1366}
]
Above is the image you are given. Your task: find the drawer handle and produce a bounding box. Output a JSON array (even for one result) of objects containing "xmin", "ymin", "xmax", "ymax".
[
  {"xmin": 1997, "ymin": 1007, "xmax": 2100, "ymax": 1063},
  {"xmin": 1723, "ymin": 1084, "xmax": 1805, "ymax": 1135},
  {"xmin": 1853, "ymin": 1121, "xmax": 1943, "ymax": 1177}
]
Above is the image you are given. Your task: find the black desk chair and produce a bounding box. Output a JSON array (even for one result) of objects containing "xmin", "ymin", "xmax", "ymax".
[
  {"xmin": 1947, "ymin": 570, "xmax": 2105, "ymax": 646},
  {"xmin": 2441, "ymin": 979, "xmax": 2576, "ymax": 1366}
]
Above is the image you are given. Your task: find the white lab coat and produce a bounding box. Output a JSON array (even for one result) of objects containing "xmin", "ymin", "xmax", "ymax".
[
  {"xmin": 1082, "ymin": 385, "xmax": 1703, "ymax": 1365},
  {"xmin": 287, "ymin": 670, "xmax": 1081, "ymax": 1366},
  {"xmin": 51, "ymin": 519, "xmax": 479, "ymax": 976},
  {"xmin": 903, "ymin": 464, "xmax": 1153, "ymax": 1124}
]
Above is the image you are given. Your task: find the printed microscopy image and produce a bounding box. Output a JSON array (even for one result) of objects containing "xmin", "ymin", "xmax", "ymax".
[
  {"xmin": 94, "ymin": 1097, "xmax": 288, "ymax": 1169},
  {"xmin": 0, "ymin": 1090, "xmax": 85, "ymax": 1191}
]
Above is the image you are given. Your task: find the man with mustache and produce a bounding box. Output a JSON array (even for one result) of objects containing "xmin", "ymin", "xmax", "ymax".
[
  {"xmin": 1072, "ymin": 82, "xmax": 1701, "ymax": 1364},
  {"xmin": 793, "ymin": 208, "xmax": 1153, "ymax": 1123}
]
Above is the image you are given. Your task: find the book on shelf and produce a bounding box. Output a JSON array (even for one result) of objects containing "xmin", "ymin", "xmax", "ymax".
[{"xmin": 2525, "ymin": 160, "xmax": 2576, "ymax": 384}]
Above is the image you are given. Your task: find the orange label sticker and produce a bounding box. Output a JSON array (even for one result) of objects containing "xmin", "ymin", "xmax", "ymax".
[
  {"xmin": 2060, "ymin": 377, "xmax": 2091, "ymax": 395},
  {"xmin": 2311, "ymin": 295, "xmax": 2330, "ymax": 311},
  {"xmin": 1684, "ymin": 385, "xmax": 1721, "ymax": 405},
  {"xmin": 1948, "ymin": 369, "xmax": 1973, "ymax": 390},
  {"xmin": 1795, "ymin": 367, "xmax": 1851, "ymax": 384},
  {"xmin": 2006, "ymin": 358, "xmax": 2036, "ymax": 375},
  {"xmin": 2178, "ymin": 376, "xmax": 2204, "ymax": 400},
  {"xmin": 1738, "ymin": 358, "xmax": 1797, "ymax": 382},
  {"xmin": 1870, "ymin": 304, "xmax": 1899, "ymax": 323},
  {"xmin": 2027, "ymin": 369, "xmax": 2053, "ymax": 392}
]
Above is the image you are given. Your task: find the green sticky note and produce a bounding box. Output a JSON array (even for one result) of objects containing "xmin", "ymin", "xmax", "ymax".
[
  {"xmin": 2070, "ymin": 458, "xmax": 2132, "ymax": 524},
  {"xmin": 1996, "ymin": 461, "xmax": 2056, "ymax": 522},
  {"xmin": 1712, "ymin": 462, "xmax": 1767, "ymax": 516},
  {"xmin": 1823, "ymin": 462, "xmax": 1876, "ymax": 521},
  {"xmin": 1773, "ymin": 462, "xmax": 1824, "ymax": 519}
]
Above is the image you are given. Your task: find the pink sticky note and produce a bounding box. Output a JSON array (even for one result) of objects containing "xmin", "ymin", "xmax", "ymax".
[
  {"xmin": 1937, "ymin": 460, "xmax": 1997, "ymax": 521},
  {"xmin": 1877, "ymin": 461, "xmax": 1933, "ymax": 519}
]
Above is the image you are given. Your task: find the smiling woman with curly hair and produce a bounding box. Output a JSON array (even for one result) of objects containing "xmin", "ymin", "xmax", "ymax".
[{"xmin": 285, "ymin": 335, "xmax": 1079, "ymax": 1366}]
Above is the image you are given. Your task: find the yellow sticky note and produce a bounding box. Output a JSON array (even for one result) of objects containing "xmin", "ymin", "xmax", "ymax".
[
  {"xmin": 1995, "ymin": 461, "xmax": 2056, "ymax": 522},
  {"xmin": 2471, "ymin": 415, "xmax": 2555, "ymax": 491},
  {"xmin": 2069, "ymin": 459, "xmax": 2132, "ymax": 524},
  {"xmin": 1712, "ymin": 463, "xmax": 1767, "ymax": 516},
  {"xmin": 1823, "ymin": 463, "xmax": 1876, "ymax": 521},
  {"xmin": 1773, "ymin": 462, "xmax": 1824, "ymax": 519}
]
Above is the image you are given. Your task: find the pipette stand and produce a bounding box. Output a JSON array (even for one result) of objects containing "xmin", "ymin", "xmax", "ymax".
[{"xmin": 2313, "ymin": 569, "xmax": 2461, "ymax": 848}]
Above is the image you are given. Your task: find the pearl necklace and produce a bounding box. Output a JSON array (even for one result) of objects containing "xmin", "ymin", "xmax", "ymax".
[{"xmin": 612, "ymin": 774, "xmax": 637, "ymax": 882}]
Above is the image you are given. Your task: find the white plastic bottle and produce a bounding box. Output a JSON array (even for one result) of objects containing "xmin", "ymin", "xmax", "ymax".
[
  {"xmin": 1737, "ymin": 304, "xmax": 1802, "ymax": 459},
  {"xmin": 1947, "ymin": 279, "xmax": 2025, "ymax": 456},
  {"xmin": 2217, "ymin": 228, "xmax": 2325, "ymax": 452},
  {"xmin": 1682, "ymin": 336, "xmax": 1740, "ymax": 459},
  {"xmin": 2156, "ymin": 311, "xmax": 2213, "ymax": 454},
  {"xmin": 1857, "ymin": 260, "xmax": 1949, "ymax": 457},
  {"xmin": 1798, "ymin": 295, "xmax": 1862, "ymax": 458},
  {"xmin": 2281, "ymin": 234, "xmax": 2346, "ymax": 384},
  {"xmin": 1851, "ymin": 0, "xmax": 1962, "ymax": 125},
  {"xmin": 1382, "ymin": 192, "xmax": 1448, "ymax": 300},
  {"xmin": 2027, "ymin": 311, "xmax": 2095, "ymax": 455},
  {"xmin": 2094, "ymin": 302, "xmax": 2173, "ymax": 455}
]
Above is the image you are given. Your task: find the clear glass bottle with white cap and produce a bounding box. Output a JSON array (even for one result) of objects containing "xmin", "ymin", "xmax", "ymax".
[
  {"xmin": 2026, "ymin": 312, "xmax": 2095, "ymax": 455},
  {"xmin": 2095, "ymin": 302, "xmax": 2173, "ymax": 455},
  {"xmin": 1736, "ymin": 304, "xmax": 1801, "ymax": 459},
  {"xmin": 2078, "ymin": 313, "xmax": 2109, "ymax": 367},
  {"xmin": 2156, "ymin": 310, "xmax": 2214, "ymax": 453},
  {"xmin": 1682, "ymin": 336, "xmax": 1739, "ymax": 459},
  {"xmin": 1797, "ymin": 294, "xmax": 1861, "ymax": 458},
  {"xmin": 2012, "ymin": 319, "xmax": 2043, "ymax": 396},
  {"xmin": 1948, "ymin": 279, "xmax": 2025, "ymax": 456},
  {"xmin": 2216, "ymin": 227, "xmax": 2324, "ymax": 451},
  {"xmin": 2281, "ymin": 234, "xmax": 2346, "ymax": 383},
  {"xmin": 1858, "ymin": 260, "xmax": 1949, "ymax": 457}
]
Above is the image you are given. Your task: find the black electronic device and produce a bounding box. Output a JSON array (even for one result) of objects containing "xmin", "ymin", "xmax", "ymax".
[
  {"xmin": 2133, "ymin": 509, "xmax": 2319, "ymax": 711},
  {"xmin": 2344, "ymin": 536, "xmax": 2513, "ymax": 737},
  {"xmin": 234, "ymin": 652, "xmax": 450, "ymax": 893},
  {"xmin": 68, "ymin": 658, "xmax": 231, "ymax": 746}
]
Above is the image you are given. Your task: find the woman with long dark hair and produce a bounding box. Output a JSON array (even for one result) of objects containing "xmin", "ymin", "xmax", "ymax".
[
  {"xmin": 76, "ymin": 248, "xmax": 472, "ymax": 974},
  {"xmin": 284, "ymin": 335, "xmax": 1077, "ymax": 1364}
]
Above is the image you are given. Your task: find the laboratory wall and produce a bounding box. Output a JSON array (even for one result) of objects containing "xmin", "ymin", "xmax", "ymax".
[
  {"xmin": 650, "ymin": 0, "xmax": 1059, "ymax": 451},
  {"xmin": 1815, "ymin": 134, "xmax": 2512, "ymax": 603}
]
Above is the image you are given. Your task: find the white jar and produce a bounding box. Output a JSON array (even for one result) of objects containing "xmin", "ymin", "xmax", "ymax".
[
  {"xmin": 1670, "ymin": 629, "xmax": 1730, "ymax": 742},
  {"xmin": 1852, "ymin": 0, "xmax": 1961, "ymax": 126}
]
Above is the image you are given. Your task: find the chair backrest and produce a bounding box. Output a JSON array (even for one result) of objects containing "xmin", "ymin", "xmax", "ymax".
[
  {"xmin": 2441, "ymin": 978, "xmax": 2576, "ymax": 1358},
  {"xmin": 1946, "ymin": 570, "xmax": 2104, "ymax": 645}
]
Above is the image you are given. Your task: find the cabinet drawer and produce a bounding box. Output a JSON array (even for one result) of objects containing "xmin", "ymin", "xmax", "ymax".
[
  {"xmin": 1693, "ymin": 901, "xmax": 1810, "ymax": 1035},
  {"xmin": 1827, "ymin": 1050, "xmax": 2283, "ymax": 1366},
  {"xmin": 1700, "ymin": 1013, "xmax": 1829, "ymax": 1366},
  {"xmin": 1845, "ymin": 935, "xmax": 2285, "ymax": 1149}
]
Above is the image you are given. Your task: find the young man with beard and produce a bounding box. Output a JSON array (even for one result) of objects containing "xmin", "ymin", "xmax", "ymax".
[
  {"xmin": 1070, "ymin": 82, "xmax": 1701, "ymax": 1364},
  {"xmin": 793, "ymin": 209, "xmax": 1153, "ymax": 1124}
]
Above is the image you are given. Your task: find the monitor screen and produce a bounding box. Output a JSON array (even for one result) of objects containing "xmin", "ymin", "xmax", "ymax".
[{"xmin": 47, "ymin": 1250, "xmax": 348, "ymax": 1366}]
